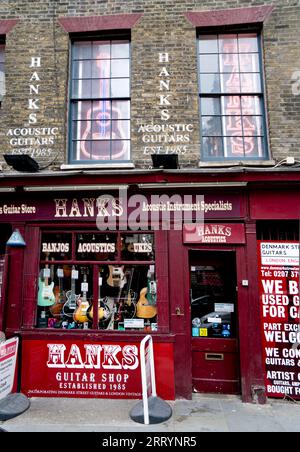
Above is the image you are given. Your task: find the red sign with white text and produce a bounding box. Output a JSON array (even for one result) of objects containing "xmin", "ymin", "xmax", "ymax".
[
  {"xmin": 258, "ymin": 241, "xmax": 300, "ymax": 399},
  {"xmin": 183, "ymin": 223, "xmax": 245, "ymax": 244},
  {"xmin": 21, "ymin": 339, "xmax": 175, "ymax": 400}
]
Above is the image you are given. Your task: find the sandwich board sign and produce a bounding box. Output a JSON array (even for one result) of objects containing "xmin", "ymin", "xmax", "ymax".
[{"xmin": 0, "ymin": 336, "xmax": 19, "ymax": 400}]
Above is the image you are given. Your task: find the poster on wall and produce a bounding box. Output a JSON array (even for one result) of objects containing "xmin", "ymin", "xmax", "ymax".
[{"xmin": 258, "ymin": 241, "xmax": 300, "ymax": 399}]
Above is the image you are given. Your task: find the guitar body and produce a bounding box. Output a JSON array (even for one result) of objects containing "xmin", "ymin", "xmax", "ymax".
[
  {"xmin": 87, "ymin": 300, "xmax": 110, "ymax": 322},
  {"xmin": 62, "ymin": 291, "xmax": 79, "ymax": 318},
  {"xmin": 107, "ymin": 266, "xmax": 127, "ymax": 289},
  {"xmin": 136, "ymin": 288, "xmax": 157, "ymax": 319},
  {"xmin": 38, "ymin": 279, "xmax": 55, "ymax": 307},
  {"xmin": 73, "ymin": 297, "xmax": 90, "ymax": 324},
  {"xmin": 50, "ymin": 286, "xmax": 65, "ymax": 317}
]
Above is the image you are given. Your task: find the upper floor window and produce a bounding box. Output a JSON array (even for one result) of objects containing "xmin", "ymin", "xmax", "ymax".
[
  {"xmin": 69, "ymin": 38, "xmax": 131, "ymax": 163},
  {"xmin": 198, "ymin": 33, "xmax": 268, "ymax": 161},
  {"xmin": 0, "ymin": 43, "xmax": 5, "ymax": 105}
]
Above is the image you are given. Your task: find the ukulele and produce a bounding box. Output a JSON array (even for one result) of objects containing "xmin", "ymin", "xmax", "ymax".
[
  {"xmin": 73, "ymin": 269, "xmax": 90, "ymax": 324},
  {"xmin": 107, "ymin": 265, "xmax": 127, "ymax": 289},
  {"xmin": 62, "ymin": 266, "xmax": 80, "ymax": 318},
  {"xmin": 50, "ymin": 268, "xmax": 66, "ymax": 317},
  {"xmin": 136, "ymin": 287, "xmax": 157, "ymax": 320},
  {"xmin": 38, "ymin": 254, "xmax": 55, "ymax": 307}
]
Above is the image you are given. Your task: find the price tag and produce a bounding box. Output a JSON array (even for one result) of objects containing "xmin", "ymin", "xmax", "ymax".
[
  {"xmin": 43, "ymin": 268, "xmax": 51, "ymax": 278},
  {"xmin": 57, "ymin": 268, "xmax": 64, "ymax": 278},
  {"xmin": 200, "ymin": 328, "xmax": 208, "ymax": 337},
  {"xmin": 81, "ymin": 282, "xmax": 89, "ymax": 292},
  {"xmin": 72, "ymin": 270, "xmax": 79, "ymax": 280},
  {"xmin": 99, "ymin": 277, "xmax": 103, "ymax": 286}
]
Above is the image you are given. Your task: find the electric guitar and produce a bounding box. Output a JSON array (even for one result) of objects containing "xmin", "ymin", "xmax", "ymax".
[
  {"xmin": 50, "ymin": 268, "xmax": 66, "ymax": 317},
  {"xmin": 73, "ymin": 270, "xmax": 91, "ymax": 324},
  {"xmin": 62, "ymin": 266, "xmax": 80, "ymax": 318},
  {"xmin": 87, "ymin": 273, "xmax": 111, "ymax": 323},
  {"xmin": 37, "ymin": 255, "xmax": 55, "ymax": 307},
  {"xmin": 107, "ymin": 265, "xmax": 127, "ymax": 289},
  {"xmin": 147, "ymin": 270, "xmax": 157, "ymax": 307},
  {"xmin": 136, "ymin": 287, "xmax": 157, "ymax": 319}
]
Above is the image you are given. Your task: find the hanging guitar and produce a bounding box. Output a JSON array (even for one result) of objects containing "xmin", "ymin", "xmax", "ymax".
[
  {"xmin": 50, "ymin": 268, "xmax": 66, "ymax": 317},
  {"xmin": 136, "ymin": 269, "xmax": 157, "ymax": 319},
  {"xmin": 107, "ymin": 265, "xmax": 127, "ymax": 289},
  {"xmin": 38, "ymin": 253, "xmax": 55, "ymax": 307},
  {"xmin": 87, "ymin": 273, "xmax": 111, "ymax": 323},
  {"xmin": 73, "ymin": 268, "xmax": 91, "ymax": 324},
  {"xmin": 62, "ymin": 266, "xmax": 81, "ymax": 318}
]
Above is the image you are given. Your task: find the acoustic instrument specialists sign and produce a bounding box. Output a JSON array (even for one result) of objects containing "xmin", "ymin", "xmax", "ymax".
[
  {"xmin": 21, "ymin": 339, "xmax": 175, "ymax": 400},
  {"xmin": 258, "ymin": 242, "xmax": 300, "ymax": 399}
]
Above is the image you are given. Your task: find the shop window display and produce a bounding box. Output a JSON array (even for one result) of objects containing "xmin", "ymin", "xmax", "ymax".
[{"xmin": 36, "ymin": 231, "xmax": 157, "ymax": 332}]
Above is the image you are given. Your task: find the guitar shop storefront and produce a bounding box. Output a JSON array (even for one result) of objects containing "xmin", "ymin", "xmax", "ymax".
[{"xmin": 2, "ymin": 176, "xmax": 297, "ymax": 404}]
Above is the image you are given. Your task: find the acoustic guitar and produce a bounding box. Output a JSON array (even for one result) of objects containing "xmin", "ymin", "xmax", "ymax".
[
  {"xmin": 136, "ymin": 287, "xmax": 157, "ymax": 319},
  {"xmin": 37, "ymin": 255, "xmax": 55, "ymax": 307}
]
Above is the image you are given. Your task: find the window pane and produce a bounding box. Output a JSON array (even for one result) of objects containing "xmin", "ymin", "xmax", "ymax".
[
  {"xmin": 112, "ymin": 120, "xmax": 130, "ymax": 140},
  {"xmin": 240, "ymin": 73, "xmax": 262, "ymax": 93},
  {"xmin": 238, "ymin": 34, "xmax": 259, "ymax": 53},
  {"xmin": 92, "ymin": 60, "xmax": 110, "ymax": 78},
  {"xmin": 72, "ymin": 79, "xmax": 92, "ymax": 98},
  {"xmin": 200, "ymin": 73, "xmax": 220, "ymax": 93},
  {"xmin": 221, "ymin": 73, "xmax": 241, "ymax": 93},
  {"xmin": 72, "ymin": 101, "xmax": 92, "ymax": 120},
  {"xmin": 73, "ymin": 140, "xmax": 92, "ymax": 160},
  {"xmin": 199, "ymin": 54, "xmax": 219, "ymax": 73},
  {"xmin": 111, "ymin": 41, "xmax": 130, "ymax": 59},
  {"xmin": 91, "ymin": 79, "xmax": 110, "ymax": 98},
  {"xmin": 92, "ymin": 41, "xmax": 111, "ymax": 59},
  {"xmin": 241, "ymin": 96, "xmax": 261, "ymax": 115},
  {"xmin": 111, "ymin": 78, "xmax": 130, "ymax": 98},
  {"xmin": 225, "ymin": 136, "xmax": 245, "ymax": 157},
  {"xmin": 202, "ymin": 116, "xmax": 222, "ymax": 136},
  {"xmin": 200, "ymin": 98, "xmax": 221, "ymax": 116},
  {"xmin": 40, "ymin": 233, "xmax": 72, "ymax": 261},
  {"xmin": 72, "ymin": 120, "xmax": 90, "ymax": 140},
  {"xmin": 111, "ymin": 59, "xmax": 130, "ymax": 78},
  {"xmin": 219, "ymin": 34, "xmax": 238, "ymax": 53},
  {"xmin": 76, "ymin": 233, "xmax": 117, "ymax": 261},
  {"xmin": 221, "ymin": 96, "xmax": 241, "ymax": 116},
  {"xmin": 112, "ymin": 140, "xmax": 130, "ymax": 160},
  {"xmin": 112, "ymin": 100, "xmax": 130, "ymax": 119},
  {"xmin": 202, "ymin": 137, "xmax": 224, "ymax": 158},
  {"xmin": 92, "ymin": 120, "xmax": 111, "ymax": 140},
  {"xmin": 92, "ymin": 101, "xmax": 111, "ymax": 120},
  {"xmin": 243, "ymin": 116, "xmax": 264, "ymax": 136},
  {"xmin": 220, "ymin": 54, "xmax": 239, "ymax": 73},
  {"xmin": 91, "ymin": 140, "xmax": 111, "ymax": 160},
  {"xmin": 73, "ymin": 42, "xmax": 92, "ymax": 60},
  {"xmin": 121, "ymin": 234, "xmax": 155, "ymax": 261},
  {"xmin": 0, "ymin": 45, "xmax": 5, "ymax": 63},
  {"xmin": 72, "ymin": 60, "xmax": 92, "ymax": 79},
  {"xmin": 239, "ymin": 54, "xmax": 260, "ymax": 73},
  {"xmin": 199, "ymin": 35, "xmax": 218, "ymax": 54},
  {"xmin": 223, "ymin": 116, "xmax": 243, "ymax": 136}
]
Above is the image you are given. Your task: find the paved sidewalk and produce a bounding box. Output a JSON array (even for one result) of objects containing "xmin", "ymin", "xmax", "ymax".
[{"xmin": 1, "ymin": 394, "xmax": 300, "ymax": 432}]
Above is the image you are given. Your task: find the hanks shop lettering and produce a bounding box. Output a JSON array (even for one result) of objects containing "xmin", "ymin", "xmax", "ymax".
[
  {"xmin": 6, "ymin": 56, "xmax": 59, "ymax": 159},
  {"xmin": 138, "ymin": 52, "xmax": 194, "ymax": 156}
]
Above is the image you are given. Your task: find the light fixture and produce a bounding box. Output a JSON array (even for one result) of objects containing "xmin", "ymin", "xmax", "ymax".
[
  {"xmin": 4, "ymin": 154, "xmax": 40, "ymax": 173},
  {"xmin": 138, "ymin": 182, "xmax": 248, "ymax": 189},
  {"xmin": 6, "ymin": 229, "xmax": 26, "ymax": 247},
  {"xmin": 0, "ymin": 187, "xmax": 16, "ymax": 193},
  {"xmin": 23, "ymin": 184, "xmax": 129, "ymax": 192},
  {"xmin": 151, "ymin": 154, "xmax": 179, "ymax": 169}
]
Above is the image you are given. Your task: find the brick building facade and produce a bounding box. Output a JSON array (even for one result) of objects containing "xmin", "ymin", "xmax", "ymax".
[{"xmin": 0, "ymin": 1, "xmax": 299, "ymax": 404}]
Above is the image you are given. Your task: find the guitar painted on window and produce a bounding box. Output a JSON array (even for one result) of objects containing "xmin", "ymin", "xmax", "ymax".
[
  {"xmin": 78, "ymin": 51, "xmax": 128, "ymax": 161},
  {"xmin": 62, "ymin": 266, "xmax": 81, "ymax": 318},
  {"xmin": 37, "ymin": 254, "xmax": 55, "ymax": 307}
]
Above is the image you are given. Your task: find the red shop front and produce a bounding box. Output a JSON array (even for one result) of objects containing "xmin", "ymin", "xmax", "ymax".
[{"xmin": 0, "ymin": 171, "xmax": 299, "ymax": 403}]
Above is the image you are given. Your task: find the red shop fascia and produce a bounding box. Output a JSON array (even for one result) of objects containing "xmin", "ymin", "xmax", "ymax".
[{"xmin": 0, "ymin": 168, "xmax": 299, "ymax": 403}]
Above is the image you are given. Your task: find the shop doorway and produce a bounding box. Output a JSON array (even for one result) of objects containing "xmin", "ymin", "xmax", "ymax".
[{"xmin": 190, "ymin": 251, "xmax": 241, "ymax": 395}]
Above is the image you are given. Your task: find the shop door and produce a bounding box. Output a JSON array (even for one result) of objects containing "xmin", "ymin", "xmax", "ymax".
[{"xmin": 190, "ymin": 251, "xmax": 240, "ymax": 395}]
